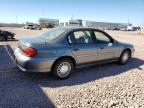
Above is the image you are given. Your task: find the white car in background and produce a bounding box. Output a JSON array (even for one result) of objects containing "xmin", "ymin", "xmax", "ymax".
[{"xmin": 24, "ymin": 24, "xmax": 42, "ymax": 30}]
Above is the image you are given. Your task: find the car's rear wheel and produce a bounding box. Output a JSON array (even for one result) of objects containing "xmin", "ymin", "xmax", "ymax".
[
  {"xmin": 52, "ymin": 59, "xmax": 74, "ymax": 79},
  {"xmin": 119, "ymin": 50, "xmax": 131, "ymax": 65}
]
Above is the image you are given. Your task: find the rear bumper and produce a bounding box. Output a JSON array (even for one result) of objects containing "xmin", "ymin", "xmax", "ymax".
[
  {"xmin": 16, "ymin": 63, "xmax": 51, "ymax": 72},
  {"xmin": 14, "ymin": 48, "xmax": 55, "ymax": 73}
]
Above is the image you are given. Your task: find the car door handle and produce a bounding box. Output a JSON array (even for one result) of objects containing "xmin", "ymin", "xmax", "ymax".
[{"xmin": 72, "ymin": 48, "xmax": 79, "ymax": 51}]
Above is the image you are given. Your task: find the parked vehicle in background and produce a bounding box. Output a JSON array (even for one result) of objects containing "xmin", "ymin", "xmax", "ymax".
[
  {"xmin": 132, "ymin": 27, "xmax": 141, "ymax": 31},
  {"xmin": 24, "ymin": 24, "xmax": 42, "ymax": 30},
  {"xmin": 113, "ymin": 28, "xmax": 120, "ymax": 31},
  {"xmin": 24, "ymin": 24, "xmax": 32, "ymax": 29},
  {"xmin": 0, "ymin": 30, "xmax": 15, "ymax": 41},
  {"xmin": 14, "ymin": 27, "xmax": 134, "ymax": 79},
  {"xmin": 32, "ymin": 24, "xmax": 42, "ymax": 30},
  {"xmin": 127, "ymin": 26, "xmax": 133, "ymax": 31}
]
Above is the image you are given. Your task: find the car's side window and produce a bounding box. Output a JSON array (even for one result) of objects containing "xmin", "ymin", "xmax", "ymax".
[
  {"xmin": 94, "ymin": 31, "xmax": 111, "ymax": 43},
  {"xmin": 68, "ymin": 30, "xmax": 93, "ymax": 44}
]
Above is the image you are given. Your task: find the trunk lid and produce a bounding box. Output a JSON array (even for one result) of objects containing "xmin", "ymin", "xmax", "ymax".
[{"xmin": 18, "ymin": 37, "xmax": 46, "ymax": 49}]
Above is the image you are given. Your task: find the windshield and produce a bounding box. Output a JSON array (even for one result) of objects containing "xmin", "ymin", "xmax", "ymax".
[{"xmin": 40, "ymin": 28, "xmax": 66, "ymax": 40}]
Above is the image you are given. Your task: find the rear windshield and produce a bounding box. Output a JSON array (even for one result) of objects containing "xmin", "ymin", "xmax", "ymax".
[{"xmin": 40, "ymin": 28, "xmax": 66, "ymax": 41}]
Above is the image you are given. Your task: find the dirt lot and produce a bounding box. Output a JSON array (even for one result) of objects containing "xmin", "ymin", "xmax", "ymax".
[{"xmin": 0, "ymin": 27, "xmax": 144, "ymax": 108}]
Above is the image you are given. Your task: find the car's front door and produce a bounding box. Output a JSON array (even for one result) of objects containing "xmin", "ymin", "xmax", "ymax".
[
  {"xmin": 93, "ymin": 30, "xmax": 121, "ymax": 61},
  {"xmin": 68, "ymin": 29, "xmax": 98, "ymax": 65}
]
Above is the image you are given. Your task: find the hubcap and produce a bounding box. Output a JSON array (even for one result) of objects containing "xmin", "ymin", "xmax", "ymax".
[
  {"xmin": 122, "ymin": 52, "xmax": 129, "ymax": 63},
  {"xmin": 57, "ymin": 62, "xmax": 71, "ymax": 77}
]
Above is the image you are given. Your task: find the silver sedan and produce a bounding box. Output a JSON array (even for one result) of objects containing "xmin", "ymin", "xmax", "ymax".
[{"xmin": 14, "ymin": 27, "xmax": 134, "ymax": 79}]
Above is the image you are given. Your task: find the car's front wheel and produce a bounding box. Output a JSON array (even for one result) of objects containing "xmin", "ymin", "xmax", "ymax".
[
  {"xmin": 119, "ymin": 50, "xmax": 131, "ymax": 65},
  {"xmin": 0, "ymin": 36, "xmax": 4, "ymax": 41},
  {"xmin": 52, "ymin": 59, "xmax": 74, "ymax": 79}
]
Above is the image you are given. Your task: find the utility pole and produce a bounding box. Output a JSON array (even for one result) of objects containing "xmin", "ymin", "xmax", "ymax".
[
  {"xmin": 71, "ymin": 14, "xmax": 74, "ymax": 20},
  {"xmin": 42, "ymin": 8, "xmax": 45, "ymax": 18},
  {"xmin": 16, "ymin": 16, "xmax": 18, "ymax": 24},
  {"xmin": 128, "ymin": 19, "xmax": 130, "ymax": 25}
]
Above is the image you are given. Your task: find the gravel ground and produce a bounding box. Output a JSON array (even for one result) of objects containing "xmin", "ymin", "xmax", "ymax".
[{"xmin": 0, "ymin": 27, "xmax": 144, "ymax": 108}]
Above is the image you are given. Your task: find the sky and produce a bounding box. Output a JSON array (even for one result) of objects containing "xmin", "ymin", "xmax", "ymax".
[{"xmin": 0, "ymin": 0, "xmax": 144, "ymax": 25}]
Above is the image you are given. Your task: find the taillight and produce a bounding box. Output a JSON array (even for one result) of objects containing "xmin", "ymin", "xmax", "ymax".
[{"xmin": 22, "ymin": 47, "xmax": 37, "ymax": 57}]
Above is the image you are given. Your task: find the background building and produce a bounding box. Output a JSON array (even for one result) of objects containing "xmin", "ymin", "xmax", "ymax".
[
  {"xmin": 38, "ymin": 18, "xmax": 134, "ymax": 30},
  {"xmin": 85, "ymin": 21, "xmax": 132, "ymax": 30},
  {"xmin": 59, "ymin": 19, "xmax": 83, "ymax": 27},
  {"xmin": 39, "ymin": 18, "xmax": 59, "ymax": 28}
]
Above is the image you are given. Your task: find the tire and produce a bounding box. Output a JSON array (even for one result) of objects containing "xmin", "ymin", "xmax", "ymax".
[
  {"xmin": 4, "ymin": 37, "xmax": 7, "ymax": 41},
  {"xmin": 119, "ymin": 50, "xmax": 131, "ymax": 65},
  {"xmin": 0, "ymin": 35, "xmax": 6, "ymax": 41},
  {"xmin": 52, "ymin": 59, "xmax": 74, "ymax": 79},
  {"xmin": 0, "ymin": 36, "xmax": 4, "ymax": 41}
]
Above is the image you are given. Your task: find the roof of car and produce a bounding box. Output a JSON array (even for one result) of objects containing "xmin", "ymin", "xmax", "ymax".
[{"xmin": 55, "ymin": 27, "xmax": 100, "ymax": 31}]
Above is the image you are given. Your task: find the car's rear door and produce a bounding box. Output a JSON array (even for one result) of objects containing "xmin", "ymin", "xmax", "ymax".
[
  {"xmin": 92, "ymin": 30, "xmax": 121, "ymax": 61},
  {"xmin": 68, "ymin": 29, "xmax": 98, "ymax": 65}
]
